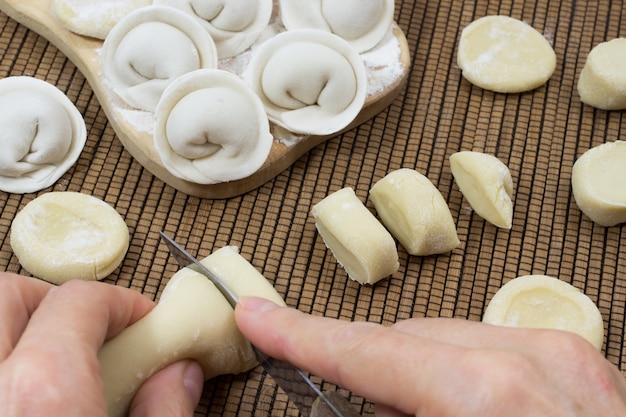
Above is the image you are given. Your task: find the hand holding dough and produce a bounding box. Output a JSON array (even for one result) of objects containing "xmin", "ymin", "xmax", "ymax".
[
  {"xmin": 571, "ymin": 140, "xmax": 626, "ymax": 226},
  {"xmin": 457, "ymin": 15, "xmax": 556, "ymax": 93},
  {"xmin": 483, "ymin": 275, "xmax": 604, "ymax": 350},
  {"xmin": 245, "ymin": 29, "xmax": 367, "ymax": 135},
  {"xmin": 0, "ymin": 76, "xmax": 86, "ymax": 194},
  {"xmin": 369, "ymin": 168, "xmax": 460, "ymax": 256},
  {"xmin": 450, "ymin": 151, "xmax": 514, "ymax": 229},
  {"xmin": 101, "ymin": 5, "xmax": 218, "ymax": 112},
  {"xmin": 311, "ymin": 187, "xmax": 399, "ymax": 285},
  {"xmin": 10, "ymin": 192, "xmax": 129, "ymax": 284},
  {"xmin": 99, "ymin": 246, "xmax": 286, "ymax": 417},
  {"xmin": 577, "ymin": 38, "xmax": 626, "ymax": 110}
]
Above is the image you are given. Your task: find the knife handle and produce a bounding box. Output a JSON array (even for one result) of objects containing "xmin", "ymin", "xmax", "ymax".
[{"xmin": 310, "ymin": 390, "xmax": 364, "ymax": 417}]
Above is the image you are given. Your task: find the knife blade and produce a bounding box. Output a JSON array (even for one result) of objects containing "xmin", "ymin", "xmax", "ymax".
[{"xmin": 159, "ymin": 232, "xmax": 363, "ymax": 417}]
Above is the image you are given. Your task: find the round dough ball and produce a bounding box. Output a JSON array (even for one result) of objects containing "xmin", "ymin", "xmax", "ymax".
[
  {"xmin": 10, "ymin": 192, "xmax": 130, "ymax": 284},
  {"xmin": 577, "ymin": 38, "xmax": 626, "ymax": 110},
  {"xmin": 483, "ymin": 275, "xmax": 604, "ymax": 350},
  {"xmin": 457, "ymin": 15, "xmax": 556, "ymax": 93},
  {"xmin": 572, "ymin": 140, "xmax": 626, "ymax": 226}
]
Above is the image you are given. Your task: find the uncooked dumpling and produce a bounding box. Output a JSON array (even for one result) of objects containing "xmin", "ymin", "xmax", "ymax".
[
  {"xmin": 577, "ymin": 38, "xmax": 626, "ymax": 110},
  {"xmin": 245, "ymin": 29, "xmax": 367, "ymax": 135},
  {"xmin": 457, "ymin": 15, "xmax": 556, "ymax": 93},
  {"xmin": 10, "ymin": 192, "xmax": 129, "ymax": 284},
  {"xmin": 51, "ymin": 0, "xmax": 152, "ymax": 40},
  {"xmin": 483, "ymin": 275, "xmax": 604, "ymax": 350},
  {"xmin": 154, "ymin": 0, "xmax": 273, "ymax": 58},
  {"xmin": 154, "ymin": 69, "xmax": 273, "ymax": 184},
  {"xmin": 0, "ymin": 76, "xmax": 86, "ymax": 194},
  {"xmin": 101, "ymin": 5, "xmax": 218, "ymax": 112},
  {"xmin": 99, "ymin": 245, "xmax": 286, "ymax": 417},
  {"xmin": 571, "ymin": 140, "xmax": 626, "ymax": 226},
  {"xmin": 279, "ymin": 0, "xmax": 395, "ymax": 53}
]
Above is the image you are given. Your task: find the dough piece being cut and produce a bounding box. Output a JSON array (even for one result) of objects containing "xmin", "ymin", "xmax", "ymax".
[
  {"xmin": 577, "ymin": 38, "xmax": 626, "ymax": 110},
  {"xmin": 450, "ymin": 151, "xmax": 514, "ymax": 229},
  {"xmin": 0, "ymin": 76, "xmax": 86, "ymax": 194},
  {"xmin": 99, "ymin": 246, "xmax": 286, "ymax": 417},
  {"xmin": 483, "ymin": 275, "xmax": 604, "ymax": 350},
  {"xmin": 571, "ymin": 140, "xmax": 626, "ymax": 226},
  {"xmin": 101, "ymin": 5, "xmax": 218, "ymax": 112},
  {"xmin": 10, "ymin": 192, "xmax": 129, "ymax": 284},
  {"xmin": 51, "ymin": 0, "xmax": 151, "ymax": 40},
  {"xmin": 311, "ymin": 187, "xmax": 399, "ymax": 285},
  {"xmin": 279, "ymin": 0, "xmax": 395, "ymax": 53},
  {"xmin": 245, "ymin": 29, "xmax": 367, "ymax": 135},
  {"xmin": 154, "ymin": 0, "xmax": 273, "ymax": 58},
  {"xmin": 154, "ymin": 69, "xmax": 273, "ymax": 184},
  {"xmin": 369, "ymin": 168, "xmax": 460, "ymax": 256},
  {"xmin": 457, "ymin": 15, "xmax": 556, "ymax": 93}
]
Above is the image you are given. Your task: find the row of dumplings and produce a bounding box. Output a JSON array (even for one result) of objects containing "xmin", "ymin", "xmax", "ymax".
[{"xmin": 58, "ymin": 0, "xmax": 397, "ymax": 184}]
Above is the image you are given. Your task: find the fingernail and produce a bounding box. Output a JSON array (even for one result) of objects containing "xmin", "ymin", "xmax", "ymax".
[
  {"xmin": 239, "ymin": 296, "xmax": 281, "ymax": 312},
  {"xmin": 183, "ymin": 361, "xmax": 204, "ymax": 407}
]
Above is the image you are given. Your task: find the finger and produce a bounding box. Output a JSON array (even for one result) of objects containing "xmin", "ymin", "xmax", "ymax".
[
  {"xmin": 235, "ymin": 297, "xmax": 462, "ymax": 415},
  {"xmin": 375, "ymin": 403, "xmax": 413, "ymax": 417},
  {"xmin": 0, "ymin": 273, "xmax": 52, "ymax": 360},
  {"xmin": 14, "ymin": 280, "xmax": 155, "ymax": 364},
  {"xmin": 129, "ymin": 360, "xmax": 204, "ymax": 417}
]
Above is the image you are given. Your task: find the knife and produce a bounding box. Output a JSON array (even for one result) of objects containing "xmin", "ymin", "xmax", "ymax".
[{"xmin": 160, "ymin": 232, "xmax": 364, "ymax": 417}]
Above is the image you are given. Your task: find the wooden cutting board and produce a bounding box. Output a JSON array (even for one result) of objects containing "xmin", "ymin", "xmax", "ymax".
[{"xmin": 0, "ymin": 0, "xmax": 410, "ymax": 199}]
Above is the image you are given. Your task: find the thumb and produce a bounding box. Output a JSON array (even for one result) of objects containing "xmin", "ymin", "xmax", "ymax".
[{"xmin": 129, "ymin": 360, "xmax": 204, "ymax": 417}]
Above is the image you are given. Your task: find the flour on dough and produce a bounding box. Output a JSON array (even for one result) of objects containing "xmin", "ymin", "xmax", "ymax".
[
  {"xmin": 10, "ymin": 192, "xmax": 129, "ymax": 284},
  {"xmin": 52, "ymin": 0, "xmax": 152, "ymax": 40},
  {"xmin": 457, "ymin": 15, "xmax": 556, "ymax": 93}
]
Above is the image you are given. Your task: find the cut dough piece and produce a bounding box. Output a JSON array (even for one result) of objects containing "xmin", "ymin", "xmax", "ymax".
[
  {"xmin": 311, "ymin": 187, "xmax": 399, "ymax": 285},
  {"xmin": 571, "ymin": 140, "xmax": 626, "ymax": 226},
  {"xmin": 99, "ymin": 246, "xmax": 286, "ymax": 417},
  {"xmin": 577, "ymin": 38, "xmax": 626, "ymax": 110},
  {"xmin": 450, "ymin": 151, "xmax": 514, "ymax": 229},
  {"xmin": 0, "ymin": 76, "xmax": 86, "ymax": 194},
  {"xmin": 483, "ymin": 275, "xmax": 604, "ymax": 350},
  {"xmin": 154, "ymin": 69, "xmax": 273, "ymax": 184},
  {"xmin": 154, "ymin": 0, "xmax": 273, "ymax": 58},
  {"xmin": 10, "ymin": 192, "xmax": 129, "ymax": 284},
  {"xmin": 245, "ymin": 29, "xmax": 367, "ymax": 135},
  {"xmin": 51, "ymin": 0, "xmax": 152, "ymax": 40},
  {"xmin": 457, "ymin": 15, "xmax": 556, "ymax": 93},
  {"xmin": 279, "ymin": 0, "xmax": 395, "ymax": 53},
  {"xmin": 101, "ymin": 5, "xmax": 218, "ymax": 112},
  {"xmin": 369, "ymin": 168, "xmax": 460, "ymax": 256}
]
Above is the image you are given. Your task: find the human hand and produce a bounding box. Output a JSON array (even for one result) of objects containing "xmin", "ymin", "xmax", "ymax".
[
  {"xmin": 0, "ymin": 272, "xmax": 204, "ymax": 417},
  {"xmin": 235, "ymin": 296, "xmax": 626, "ymax": 417}
]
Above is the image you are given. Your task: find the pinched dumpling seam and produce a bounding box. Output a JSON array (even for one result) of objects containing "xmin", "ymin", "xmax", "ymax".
[{"xmin": 0, "ymin": 76, "xmax": 87, "ymax": 194}]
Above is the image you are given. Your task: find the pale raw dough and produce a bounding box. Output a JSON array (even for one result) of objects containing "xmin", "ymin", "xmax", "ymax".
[
  {"xmin": 0, "ymin": 76, "xmax": 86, "ymax": 194},
  {"xmin": 279, "ymin": 0, "xmax": 395, "ymax": 53},
  {"xmin": 51, "ymin": 0, "xmax": 152, "ymax": 40},
  {"xmin": 311, "ymin": 187, "xmax": 399, "ymax": 285},
  {"xmin": 154, "ymin": 0, "xmax": 273, "ymax": 58},
  {"xmin": 154, "ymin": 69, "xmax": 273, "ymax": 184},
  {"xmin": 99, "ymin": 245, "xmax": 286, "ymax": 417},
  {"xmin": 571, "ymin": 140, "xmax": 626, "ymax": 226},
  {"xmin": 450, "ymin": 151, "xmax": 514, "ymax": 229},
  {"xmin": 577, "ymin": 38, "xmax": 626, "ymax": 110},
  {"xmin": 244, "ymin": 29, "xmax": 367, "ymax": 135},
  {"xmin": 10, "ymin": 192, "xmax": 129, "ymax": 284},
  {"xmin": 369, "ymin": 168, "xmax": 460, "ymax": 256},
  {"xmin": 483, "ymin": 275, "xmax": 604, "ymax": 350},
  {"xmin": 101, "ymin": 5, "xmax": 218, "ymax": 112},
  {"xmin": 457, "ymin": 15, "xmax": 556, "ymax": 93}
]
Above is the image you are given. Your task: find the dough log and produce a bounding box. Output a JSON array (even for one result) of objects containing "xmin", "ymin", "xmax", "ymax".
[
  {"xmin": 99, "ymin": 246, "xmax": 285, "ymax": 417},
  {"xmin": 577, "ymin": 38, "xmax": 626, "ymax": 110},
  {"xmin": 369, "ymin": 168, "xmax": 460, "ymax": 256},
  {"xmin": 311, "ymin": 187, "xmax": 399, "ymax": 285}
]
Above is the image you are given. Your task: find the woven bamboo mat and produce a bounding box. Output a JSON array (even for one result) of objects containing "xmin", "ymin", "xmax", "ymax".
[{"xmin": 1, "ymin": 1, "xmax": 626, "ymax": 416}]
